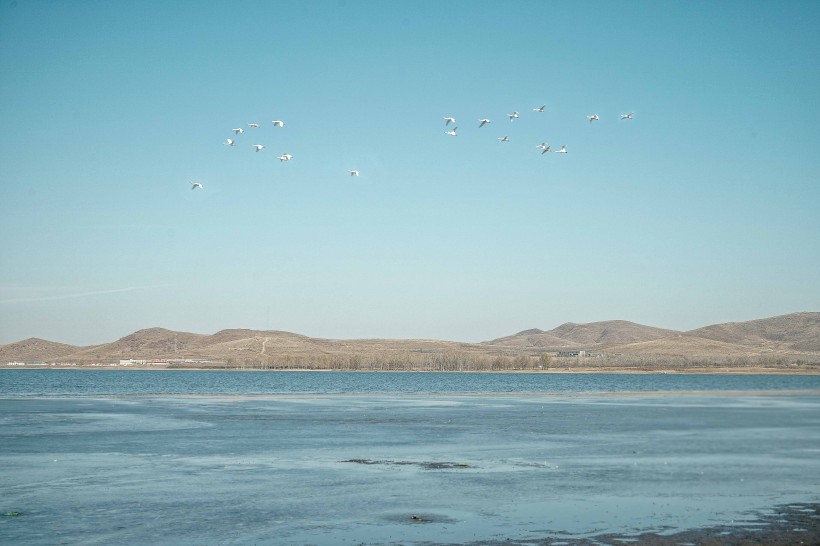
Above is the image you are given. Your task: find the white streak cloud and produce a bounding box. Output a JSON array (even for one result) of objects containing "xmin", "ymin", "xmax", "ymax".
[{"xmin": 0, "ymin": 284, "xmax": 174, "ymax": 304}]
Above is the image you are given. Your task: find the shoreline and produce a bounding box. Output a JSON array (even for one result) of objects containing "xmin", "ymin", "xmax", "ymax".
[
  {"xmin": 4, "ymin": 365, "xmax": 820, "ymax": 374},
  {"xmin": 529, "ymin": 502, "xmax": 820, "ymax": 546}
]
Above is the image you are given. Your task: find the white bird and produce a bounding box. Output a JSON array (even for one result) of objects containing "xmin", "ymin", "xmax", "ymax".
[
  {"xmin": 536, "ymin": 142, "xmax": 548, "ymax": 149},
  {"xmin": 478, "ymin": 118, "xmax": 491, "ymax": 128},
  {"xmin": 620, "ymin": 113, "xmax": 634, "ymax": 120},
  {"xmin": 587, "ymin": 114, "xmax": 599, "ymax": 123},
  {"xmin": 350, "ymin": 170, "xmax": 360, "ymax": 176},
  {"xmin": 232, "ymin": 128, "xmax": 244, "ymax": 134},
  {"xmin": 533, "ymin": 105, "xmax": 546, "ymax": 113},
  {"xmin": 252, "ymin": 144, "xmax": 264, "ymax": 152},
  {"xmin": 554, "ymin": 145, "xmax": 567, "ymax": 154},
  {"xmin": 445, "ymin": 126, "xmax": 458, "ymax": 136},
  {"xmin": 248, "ymin": 123, "xmax": 260, "ymax": 128},
  {"xmin": 191, "ymin": 182, "xmax": 203, "ymax": 190},
  {"xmin": 271, "ymin": 120, "xmax": 285, "ymax": 127},
  {"xmin": 224, "ymin": 138, "xmax": 236, "ymax": 146},
  {"xmin": 498, "ymin": 136, "xmax": 509, "ymax": 142},
  {"xmin": 278, "ymin": 153, "xmax": 293, "ymax": 162},
  {"xmin": 444, "ymin": 117, "xmax": 456, "ymax": 126},
  {"xmin": 508, "ymin": 111, "xmax": 519, "ymax": 122},
  {"xmin": 540, "ymin": 144, "xmax": 552, "ymax": 154}
]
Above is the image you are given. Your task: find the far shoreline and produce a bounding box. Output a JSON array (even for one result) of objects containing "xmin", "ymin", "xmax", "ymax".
[{"xmin": 4, "ymin": 365, "xmax": 820, "ymax": 375}]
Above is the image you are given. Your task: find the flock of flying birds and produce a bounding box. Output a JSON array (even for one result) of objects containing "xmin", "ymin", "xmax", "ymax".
[
  {"xmin": 189, "ymin": 107, "xmax": 634, "ymax": 190},
  {"xmin": 442, "ymin": 106, "xmax": 634, "ymax": 155},
  {"xmin": 223, "ymin": 121, "xmax": 293, "ymax": 161},
  {"xmin": 190, "ymin": 118, "xmax": 339, "ymax": 191}
]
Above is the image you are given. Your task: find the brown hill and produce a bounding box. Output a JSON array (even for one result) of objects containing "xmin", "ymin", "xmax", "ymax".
[
  {"xmin": 606, "ymin": 335, "xmax": 766, "ymax": 358},
  {"xmin": 64, "ymin": 327, "xmax": 208, "ymax": 360},
  {"xmin": 203, "ymin": 329, "xmax": 336, "ymax": 360},
  {"xmin": 2, "ymin": 313, "xmax": 818, "ymax": 366},
  {"xmin": 483, "ymin": 321, "xmax": 681, "ymax": 354},
  {"xmin": 483, "ymin": 328, "xmax": 576, "ymax": 350},
  {"xmin": 56, "ymin": 328, "xmax": 482, "ymax": 363},
  {"xmin": 547, "ymin": 320, "xmax": 679, "ymax": 347},
  {"xmin": 0, "ymin": 338, "xmax": 81, "ymax": 362},
  {"xmin": 685, "ymin": 312, "xmax": 820, "ymax": 352}
]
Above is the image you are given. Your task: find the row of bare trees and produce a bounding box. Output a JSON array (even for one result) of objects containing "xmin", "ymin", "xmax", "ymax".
[{"xmin": 171, "ymin": 351, "xmax": 820, "ymax": 371}]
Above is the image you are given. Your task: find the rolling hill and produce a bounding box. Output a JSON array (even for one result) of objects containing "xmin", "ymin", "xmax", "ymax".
[
  {"xmin": 684, "ymin": 312, "xmax": 820, "ymax": 352},
  {"xmin": 1, "ymin": 312, "xmax": 818, "ymax": 368},
  {"xmin": 0, "ymin": 338, "xmax": 82, "ymax": 362},
  {"xmin": 482, "ymin": 320, "xmax": 681, "ymax": 352}
]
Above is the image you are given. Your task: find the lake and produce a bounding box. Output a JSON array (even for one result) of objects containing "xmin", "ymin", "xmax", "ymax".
[{"xmin": 1, "ymin": 371, "xmax": 819, "ymax": 544}]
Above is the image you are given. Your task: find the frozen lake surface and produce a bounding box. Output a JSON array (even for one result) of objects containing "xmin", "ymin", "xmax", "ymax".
[{"xmin": 1, "ymin": 372, "xmax": 819, "ymax": 544}]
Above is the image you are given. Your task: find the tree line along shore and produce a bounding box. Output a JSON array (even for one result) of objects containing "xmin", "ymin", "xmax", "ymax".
[{"xmin": 9, "ymin": 351, "xmax": 820, "ymax": 373}]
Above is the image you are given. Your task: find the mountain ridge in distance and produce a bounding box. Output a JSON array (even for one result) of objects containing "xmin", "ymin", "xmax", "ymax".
[{"xmin": 1, "ymin": 312, "xmax": 818, "ymax": 363}]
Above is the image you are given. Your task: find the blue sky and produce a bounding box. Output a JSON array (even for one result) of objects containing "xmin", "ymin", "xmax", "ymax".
[{"xmin": 1, "ymin": 0, "xmax": 819, "ymax": 345}]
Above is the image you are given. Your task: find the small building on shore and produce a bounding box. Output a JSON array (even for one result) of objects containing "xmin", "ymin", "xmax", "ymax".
[
  {"xmin": 119, "ymin": 359, "xmax": 147, "ymax": 366},
  {"xmin": 557, "ymin": 350, "xmax": 586, "ymax": 357}
]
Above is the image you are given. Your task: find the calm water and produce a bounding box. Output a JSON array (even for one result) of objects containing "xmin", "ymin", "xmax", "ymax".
[
  {"xmin": 2, "ymin": 371, "xmax": 819, "ymax": 545},
  {"xmin": 2, "ymin": 369, "xmax": 820, "ymax": 395}
]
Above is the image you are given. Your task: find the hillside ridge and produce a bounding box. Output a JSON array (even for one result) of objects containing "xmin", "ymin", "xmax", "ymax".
[{"xmin": 1, "ymin": 312, "xmax": 818, "ymax": 366}]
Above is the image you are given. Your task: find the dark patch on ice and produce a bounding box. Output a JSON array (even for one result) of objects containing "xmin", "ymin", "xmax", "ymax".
[
  {"xmin": 445, "ymin": 502, "xmax": 820, "ymax": 545},
  {"xmin": 380, "ymin": 512, "xmax": 459, "ymax": 525},
  {"xmin": 342, "ymin": 458, "xmax": 472, "ymax": 469}
]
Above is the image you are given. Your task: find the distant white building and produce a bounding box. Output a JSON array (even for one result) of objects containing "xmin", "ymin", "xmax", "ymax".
[
  {"xmin": 6, "ymin": 361, "xmax": 26, "ymax": 366},
  {"xmin": 119, "ymin": 359, "xmax": 147, "ymax": 366},
  {"xmin": 557, "ymin": 350, "xmax": 586, "ymax": 357}
]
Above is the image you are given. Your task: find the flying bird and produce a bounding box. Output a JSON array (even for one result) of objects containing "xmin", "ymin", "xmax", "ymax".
[
  {"xmin": 248, "ymin": 123, "xmax": 260, "ymax": 128},
  {"xmin": 350, "ymin": 170, "xmax": 360, "ymax": 176},
  {"xmin": 224, "ymin": 138, "xmax": 236, "ymax": 147},
  {"xmin": 478, "ymin": 118, "xmax": 491, "ymax": 128},
  {"xmin": 252, "ymin": 144, "xmax": 264, "ymax": 152},
  {"xmin": 508, "ymin": 111, "xmax": 519, "ymax": 122},
  {"xmin": 271, "ymin": 120, "xmax": 285, "ymax": 127},
  {"xmin": 498, "ymin": 136, "xmax": 509, "ymax": 142},
  {"xmin": 620, "ymin": 113, "xmax": 634, "ymax": 120},
  {"xmin": 533, "ymin": 105, "xmax": 546, "ymax": 113},
  {"xmin": 278, "ymin": 153, "xmax": 293, "ymax": 162},
  {"xmin": 191, "ymin": 182, "xmax": 203, "ymax": 190},
  {"xmin": 540, "ymin": 144, "xmax": 552, "ymax": 154},
  {"xmin": 444, "ymin": 117, "xmax": 456, "ymax": 126},
  {"xmin": 587, "ymin": 115, "xmax": 600, "ymax": 123},
  {"xmin": 554, "ymin": 145, "xmax": 567, "ymax": 154},
  {"xmin": 445, "ymin": 126, "xmax": 458, "ymax": 136},
  {"xmin": 232, "ymin": 128, "xmax": 244, "ymax": 134}
]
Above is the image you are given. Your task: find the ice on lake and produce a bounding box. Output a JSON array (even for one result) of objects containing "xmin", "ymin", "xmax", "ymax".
[{"xmin": 2, "ymin": 391, "xmax": 819, "ymax": 545}]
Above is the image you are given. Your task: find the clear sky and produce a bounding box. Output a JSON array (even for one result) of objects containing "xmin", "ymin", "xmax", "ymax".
[{"xmin": 1, "ymin": 0, "xmax": 819, "ymax": 345}]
